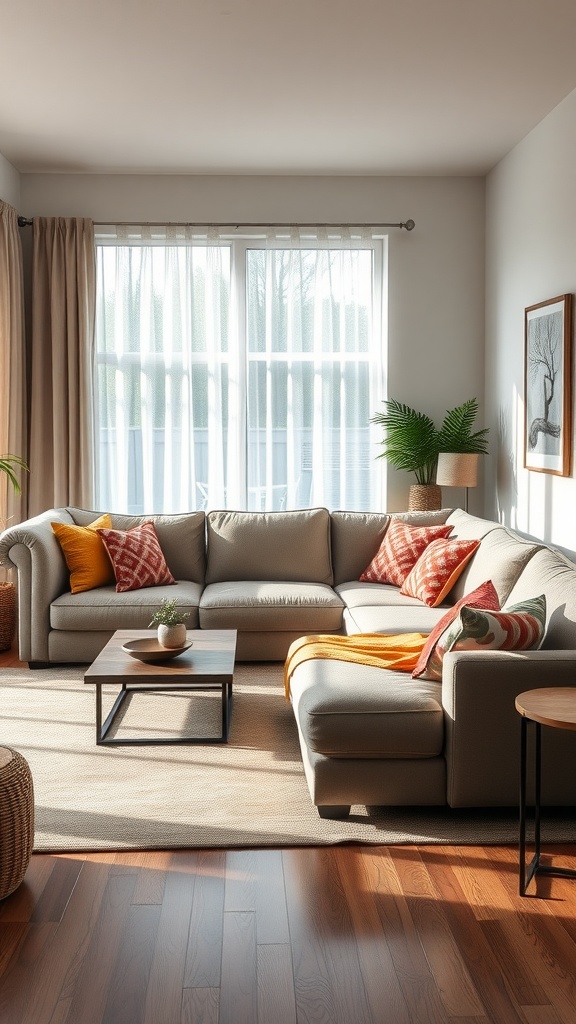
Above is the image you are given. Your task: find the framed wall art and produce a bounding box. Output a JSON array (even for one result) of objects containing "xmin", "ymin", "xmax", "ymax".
[{"xmin": 524, "ymin": 293, "xmax": 573, "ymax": 476}]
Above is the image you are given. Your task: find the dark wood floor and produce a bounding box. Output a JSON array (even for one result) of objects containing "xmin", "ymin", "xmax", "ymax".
[{"xmin": 2, "ymin": 648, "xmax": 576, "ymax": 1023}]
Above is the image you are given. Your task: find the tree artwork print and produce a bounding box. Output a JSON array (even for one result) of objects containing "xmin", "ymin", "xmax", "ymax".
[{"xmin": 524, "ymin": 294, "xmax": 572, "ymax": 477}]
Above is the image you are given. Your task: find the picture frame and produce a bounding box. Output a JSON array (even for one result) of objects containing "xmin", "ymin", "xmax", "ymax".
[{"xmin": 524, "ymin": 293, "xmax": 573, "ymax": 476}]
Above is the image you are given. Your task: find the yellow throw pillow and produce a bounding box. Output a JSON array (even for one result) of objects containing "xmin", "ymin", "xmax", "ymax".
[{"xmin": 52, "ymin": 514, "xmax": 114, "ymax": 593}]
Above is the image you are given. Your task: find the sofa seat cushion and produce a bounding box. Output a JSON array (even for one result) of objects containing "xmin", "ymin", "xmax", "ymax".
[
  {"xmin": 50, "ymin": 581, "xmax": 202, "ymax": 631},
  {"xmin": 337, "ymin": 581, "xmax": 449, "ymax": 635},
  {"xmin": 199, "ymin": 581, "xmax": 343, "ymax": 632},
  {"xmin": 290, "ymin": 658, "xmax": 443, "ymax": 758},
  {"xmin": 344, "ymin": 604, "xmax": 449, "ymax": 635}
]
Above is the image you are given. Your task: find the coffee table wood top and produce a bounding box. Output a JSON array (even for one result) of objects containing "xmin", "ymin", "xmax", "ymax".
[
  {"xmin": 85, "ymin": 629, "xmax": 237, "ymax": 687},
  {"xmin": 515, "ymin": 687, "xmax": 576, "ymax": 731}
]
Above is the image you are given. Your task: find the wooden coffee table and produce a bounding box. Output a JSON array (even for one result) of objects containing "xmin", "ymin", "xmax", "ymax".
[{"xmin": 84, "ymin": 629, "xmax": 237, "ymax": 746}]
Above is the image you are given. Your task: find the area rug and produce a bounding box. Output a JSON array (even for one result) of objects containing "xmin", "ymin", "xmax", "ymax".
[{"xmin": 1, "ymin": 663, "xmax": 576, "ymax": 853}]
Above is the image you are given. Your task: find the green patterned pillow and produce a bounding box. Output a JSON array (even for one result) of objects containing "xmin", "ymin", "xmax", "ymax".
[{"xmin": 418, "ymin": 594, "xmax": 546, "ymax": 682}]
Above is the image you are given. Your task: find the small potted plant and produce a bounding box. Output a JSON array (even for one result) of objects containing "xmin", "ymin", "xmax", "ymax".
[
  {"xmin": 371, "ymin": 397, "xmax": 489, "ymax": 511},
  {"xmin": 148, "ymin": 597, "xmax": 190, "ymax": 649}
]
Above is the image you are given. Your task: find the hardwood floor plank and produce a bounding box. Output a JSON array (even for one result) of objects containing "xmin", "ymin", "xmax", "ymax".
[
  {"xmin": 334, "ymin": 847, "xmax": 412, "ymax": 1024},
  {"xmin": 389, "ymin": 846, "xmax": 485, "ymax": 1018},
  {"xmin": 29, "ymin": 855, "xmax": 84, "ymax": 923},
  {"xmin": 257, "ymin": 944, "xmax": 297, "ymax": 1024},
  {"xmin": 183, "ymin": 850, "xmax": 225, "ymax": 988},
  {"xmin": 143, "ymin": 852, "xmax": 198, "ymax": 1024},
  {"xmin": 61, "ymin": 871, "xmax": 137, "ymax": 1024},
  {"xmin": 419, "ymin": 846, "xmax": 532, "ymax": 1024},
  {"xmin": 219, "ymin": 911, "xmax": 258, "ymax": 1024},
  {"xmin": 224, "ymin": 848, "xmax": 290, "ymax": 944},
  {"xmin": 181, "ymin": 987, "xmax": 219, "ymax": 1024},
  {"xmin": 361, "ymin": 847, "xmax": 449, "ymax": 1023},
  {"xmin": 19, "ymin": 860, "xmax": 111, "ymax": 1024},
  {"xmin": 0, "ymin": 855, "xmax": 58, "ymax": 922},
  {"xmin": 100, "ymin": 904, "xmax": 162, "ymax": 1024},
  {"xmin": 0, "ymin": 923, "xmax": 57, "ymax": 1024},
  {"xmin": 132, "ymin": 850, "xmax": 173, "ymax": 905},
  {"xmin": 283, "ymin": 847, "xmax": 375, "ymax": 1024},
  {"xmin": 0, "ymin": 923, "xmax": 26, "ymax": 978}
]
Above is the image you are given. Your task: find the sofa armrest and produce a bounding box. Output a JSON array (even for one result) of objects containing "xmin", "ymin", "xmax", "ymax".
[
  {"xmin": 0, "ymin": 509, "xmax": 73, "ymax": 663},
  {"xmin": 441, "ymin": 649, "xmax": 576, "ymax": 807}
]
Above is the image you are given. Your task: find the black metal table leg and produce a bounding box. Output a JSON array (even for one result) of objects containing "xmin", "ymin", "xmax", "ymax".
[{"xmin": 519, "ymin": 716, "xmax": 576, "ymax": 895}]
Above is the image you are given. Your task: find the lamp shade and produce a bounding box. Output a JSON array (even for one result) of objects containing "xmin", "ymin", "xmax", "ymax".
[{"xmin": 435, "ymin": 452, "xmax": 479, "ymax": 488}]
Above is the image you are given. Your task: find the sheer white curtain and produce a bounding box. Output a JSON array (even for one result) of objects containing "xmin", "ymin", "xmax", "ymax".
[
  {"xmin": 95, "ymin": 225, "xmax": 385, "ymax": 514},
  {"xmin": 95, "ymin": 226, "xmax": 241, "ymax": 513},
  {"xmin": 246, "ymin": 226, "xmax": 383, "ymax": 511}
]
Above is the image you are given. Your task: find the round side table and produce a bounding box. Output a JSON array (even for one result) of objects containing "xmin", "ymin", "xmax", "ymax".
[
  {"xmin": 0, "ymin": 747, "xmax": 34, "ymax": 900},
  {"xmin": 515, "ymin": 688, "xmax": 576, "ymax": 896}
]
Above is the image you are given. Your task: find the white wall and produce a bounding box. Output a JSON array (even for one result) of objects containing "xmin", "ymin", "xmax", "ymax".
[
  {"xmin": 0, "ymin": 152, "xmax": 20, "ymax": 209},
  {"xmin": 486, "ymin": 87, "xmax": 576, "ymax": 556},
  {"xmin": 21, "ymin": 172, "xmax": 485, "ymax": 512}
]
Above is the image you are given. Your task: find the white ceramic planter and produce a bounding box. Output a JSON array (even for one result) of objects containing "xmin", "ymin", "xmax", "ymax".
[{"xmin": 157, "ymin": 623, "xmax": 187, "ymax": 649}]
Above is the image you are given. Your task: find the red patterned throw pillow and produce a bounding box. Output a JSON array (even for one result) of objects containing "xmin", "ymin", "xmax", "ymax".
[
  {"xmin": 412, "ymin": 580, "xmax": 500, "ymax": 680},
  {"xmin": 400, "ymin": 537, "xmax": 480, "ymax": 607},
  {"xmin": 359, "ymin": 519, "xmax": 453, "ymax": 587},
  {"xmin": 97, "ymin": 521, "xmax": 175, "ymax": 593}
]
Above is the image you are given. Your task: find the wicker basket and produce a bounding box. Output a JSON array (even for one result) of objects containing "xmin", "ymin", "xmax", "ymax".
[
  {"xmin": 0, "ymin": 581, "xmax": 16, "ymax": 652},
  {"xmin": 408, "ymin": 484, "xmax": 442, "ymax": 512},
  {"xmin": 0, "ymin": 747, "xmax": 34, "ymax": 900}
]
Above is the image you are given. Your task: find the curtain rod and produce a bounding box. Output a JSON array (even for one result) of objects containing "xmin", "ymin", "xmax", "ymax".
[{"xmin": 18, "ymin": 216, "xmax": 415, "ymax": 231}]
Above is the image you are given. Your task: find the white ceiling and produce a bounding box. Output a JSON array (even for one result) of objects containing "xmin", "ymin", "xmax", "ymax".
[{"xmin": 2, "ymin": 0, "xmax": 576, "ymax": 177}]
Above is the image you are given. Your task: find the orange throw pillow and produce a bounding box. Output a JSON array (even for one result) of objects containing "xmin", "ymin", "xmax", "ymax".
[
  {"xmin": 400, "ymin": 537, "xmax": 480, "ymax": 607},
  {"xmin": 52, "ymin": 514, "xmax": 114, "ymax": 594},
  {"xmin": 359, "ymin": 519, "xmax": 453, "ymax": 587}
]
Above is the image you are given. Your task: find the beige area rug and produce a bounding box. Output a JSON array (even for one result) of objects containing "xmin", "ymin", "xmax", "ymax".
[{"xmin": 1, "ymin": 662, "xmax": 576, "ymax": 853}]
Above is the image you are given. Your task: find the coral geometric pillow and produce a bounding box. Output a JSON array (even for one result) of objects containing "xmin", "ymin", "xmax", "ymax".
[
  {"xmin": 97, "ymin": 521, "xmax": 176, "ymax": 593},
  {"xmin": 412, "ymin": 580, "xmax": 500, "ymax": 680},
  {"xmin": 400, "ymin": 537, "xmax": 480, "ymax": 607},
  {"xmin": 359, "ymin": 519, "xmax": 453, "ymax": 587},
  {"xmin": 51, "ymin": 514, "xmax": 114, "ymax": 594},
  {"xmin": 425, "ymin": 594, "xmax": 547, "ymax": 680}
]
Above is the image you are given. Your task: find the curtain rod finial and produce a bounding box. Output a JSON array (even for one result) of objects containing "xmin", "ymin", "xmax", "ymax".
[{"xmin": 403, "ymin": 219, "xmax": 415, "ymax": 231}]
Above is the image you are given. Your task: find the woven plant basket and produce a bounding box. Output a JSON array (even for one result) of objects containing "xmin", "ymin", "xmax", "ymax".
[
  {"xmin": 0, "ymin": 581, "xmax": 16, "ymax": 652},
  {"xmin": 408, "ymin": 484, "xmax": 442, "ymax": 512},
  {"xmin": 0, "ymin": 581, "xmax": 15, "ymax": 651},
  {"xmin": 0, "ymin": 747, "xmax": 34, "ymax": 900}
]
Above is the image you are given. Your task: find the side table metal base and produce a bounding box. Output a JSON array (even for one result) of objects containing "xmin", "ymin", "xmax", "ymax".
[{"xmin": 519, "ymin": 716, "xmax": 576, "ymax": 895}]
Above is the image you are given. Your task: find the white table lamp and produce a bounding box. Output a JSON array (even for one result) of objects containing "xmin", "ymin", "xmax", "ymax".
[{"xmin": 435, "ymin": 452, "xmax": 479, "ymax": 513}]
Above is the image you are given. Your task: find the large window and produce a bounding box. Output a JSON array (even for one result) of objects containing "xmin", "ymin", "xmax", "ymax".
[{"xmin": 94, "ymin": 226, "xmax": 386, "ymax": 513}]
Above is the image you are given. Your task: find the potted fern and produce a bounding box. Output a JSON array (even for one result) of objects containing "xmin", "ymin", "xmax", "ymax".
[
  {"xmin": 371, "ymin": 398, "xmax": 489, "ymax": 511},
  {"xmin": 0, "ymin": 453, "xmax": 29, "ymax": 651}
]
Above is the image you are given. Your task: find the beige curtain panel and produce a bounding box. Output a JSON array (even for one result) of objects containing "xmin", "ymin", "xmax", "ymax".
[
  {"xmin": 0, "ymin": 201, "xmax": 27, "ymax": 533},
  {"xmin": 29, "ymin": 218, "xmax": 96, "ymax": 516}
]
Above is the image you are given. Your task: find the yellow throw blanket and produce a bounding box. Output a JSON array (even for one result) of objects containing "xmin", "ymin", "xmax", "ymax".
[{"xmin": 283, "ymin": 632, "xmax": 427, "ymax": 699}]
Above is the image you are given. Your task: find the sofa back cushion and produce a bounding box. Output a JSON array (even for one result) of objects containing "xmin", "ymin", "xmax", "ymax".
[
  {"xmin": 330, "ymin": 508, "xmax": 452, "ymax": 586},
  {"xmin": 205, "ymin": 508, "xmax": 333, "ymax": 584},
  {"xmin": 505, "ymin": 546, "xmax": 576, "ymax": 649},
  {"xmin": 447, "ymin": 527, "xmax": 541, "ymax": 606},
  {"xmin": 68, "ymin": 508, "xmax": 206, "ymax": 585}
]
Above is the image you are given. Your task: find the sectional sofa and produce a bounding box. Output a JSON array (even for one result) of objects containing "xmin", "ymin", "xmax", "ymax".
[{"xmin": 2, "ymin": 504, "xmax": 576, "ymax": 817}]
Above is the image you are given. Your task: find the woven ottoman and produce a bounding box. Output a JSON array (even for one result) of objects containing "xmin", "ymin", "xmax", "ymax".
[{"xmin": 0, "ymin": 747, "xmax": 34, "ymax": 899}]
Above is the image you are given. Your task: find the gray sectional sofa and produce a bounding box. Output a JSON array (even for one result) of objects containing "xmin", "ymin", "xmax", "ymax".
[{"xmin": 2, "ymin": 504, "xmax": 576, "ymax": 817}]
